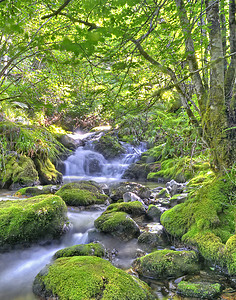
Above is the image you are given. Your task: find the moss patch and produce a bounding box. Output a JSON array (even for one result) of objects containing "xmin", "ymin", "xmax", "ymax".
[
  {"xmin": 134, "ymin": 249, "xmax": 200, "ymax": 279},
  {"xmin": 225, "ymin": 235, "xmax": 236, "ymax": 275},
  {"xmin": 94, "ymin": 211, "xmax": 140, "ymax": 241},
  {"xmin": 15, "ymin": 185, "xmax": 59, "ymax": 197},
  {"xmin": 0, "ymin": 195, "xmax": 67, "ymax": 247},
  {"xmin": 161, "ymin": 176, "xmax": 235, "ymax": 268},
  {"xmin": 147, "ymin": 156, "xmax": 211, "ymax": 183},
  {"xmin": 0, "ymin": 154, "xmax": 39, "ymax": 188},
  {"xmin": 53, "ymin": 242, "xmax": 105, "ymax": 259},
  {"xmin": 56, "ymin": 181, "xmax": 108, "ymax": 206},
  {"xmin": 33, "ymin": 256, "xmax": 155, "ymax": 300},
  {"xmin": 34, "ymin": 158, "xmax": 62, "ymax": 185},
  {"xmin": 106, "ymin": 201, "xmax": 145, "ymax": 217},
  {"xmin": 177, "ymin": 281, "xmax": 222, "ymax": 299}
]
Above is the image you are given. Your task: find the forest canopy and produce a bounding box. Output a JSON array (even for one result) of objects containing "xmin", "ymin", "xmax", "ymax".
[{"xmin": 0, "ymin": 0, "xmax": 235, "ymax": 171}]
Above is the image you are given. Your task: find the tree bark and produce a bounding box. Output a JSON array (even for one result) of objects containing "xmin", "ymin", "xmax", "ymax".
[{"xmin": 204, "ymin": 0, "xmax": 229, "ymax": 171}]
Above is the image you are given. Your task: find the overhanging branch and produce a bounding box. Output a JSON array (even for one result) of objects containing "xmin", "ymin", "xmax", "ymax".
[{"xmin": 42, "ymin": 0, "xmax": 73, "ymax": 20}]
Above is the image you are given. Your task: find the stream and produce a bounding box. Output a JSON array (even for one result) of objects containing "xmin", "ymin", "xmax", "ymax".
[
  {"xmin": 0, "ymin": 132, "xmax": 234, "ymax": 300},
  {"xmin": 0, "ymin": 132, "xmax": 150, "ymax": 300}
]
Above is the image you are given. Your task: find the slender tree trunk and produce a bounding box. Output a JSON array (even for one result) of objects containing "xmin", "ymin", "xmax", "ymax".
[{"xmin": 204, "ymin": 0, "xmax": 229, "ymax": 171}]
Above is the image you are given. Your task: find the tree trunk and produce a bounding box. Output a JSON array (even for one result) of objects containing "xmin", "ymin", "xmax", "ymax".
[{"xmin": 204, "ymin": 0, "xmax": 229, "ymax": 171}]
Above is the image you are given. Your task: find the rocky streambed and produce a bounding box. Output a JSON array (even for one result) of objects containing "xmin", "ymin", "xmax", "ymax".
[{"xmin": 1, "ymin": 179, "xmax": 236, "ymax": 300}]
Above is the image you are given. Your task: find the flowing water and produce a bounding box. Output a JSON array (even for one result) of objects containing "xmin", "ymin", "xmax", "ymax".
[
  {"xmin": 64, "ymin": 131, "xmax": 147, "ymax": 182},
  {"xmin": 0, "ymin": 132, "xmax": 148, "ymax": 300}
]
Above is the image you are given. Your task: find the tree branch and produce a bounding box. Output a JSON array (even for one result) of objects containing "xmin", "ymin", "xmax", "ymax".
[
  {"xmin": 58, "ymin": 12, "xmax": 98, "ymax": 30},
  {"xmin": 42, "ymin": 0, "xmax": 73, "ymax": 20},
  {"xmin": 132, "ymin": 38, "xmax": 200, "ymax": 127}
]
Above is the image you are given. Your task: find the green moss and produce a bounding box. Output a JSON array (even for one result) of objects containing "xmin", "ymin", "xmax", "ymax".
[
  {"xmin": 134, "ymin": 249, "xmax": 200, "ymax": 279},
  {"xmin": 33, "ymin": 256, "xmax": 155, "ymax": 300},
  {"xmin": 106, "ymin": 201, "xmax": 145, "ymax": 217},
  {"xmin": 160, "ymin": 203, "xmax": 190, "ymax": 238},
  {"xmin": 56, "ymin": 186, "xmax": 107, "ymax": 207},
  {"xmin": 147, "ymin": 156, "xmax": 211, "ymax": 183},
  {"xmin": 0, "ymin": 195, "xmax": 67, "ymax": 247},
  {"xmin": 183, "ymin": 232, "xmax": 225, "ymax": 263},
  {"xmin": 177, "ymin": 281, "xmax": 222, "ymax": 299},
  {"xmin": 34, "ymin": 158, "xmax": 62, "ymax": 185},
  {"xmin": 161, "ymin": 176, "xmax": 235, "ymax": 267},
  {"xmin": 94, "ymin": 211, "xmax": 140, "ymax": 241},
  {"xmin": 15, "ymin": 185, "xmax": 58, "ymax": 197},
  {"xmin": 53, "ymin": 242, "xmax": 105, "ymax": 259},
  {"xmin": 225, "ymin": 235, "xmax": 236, "ymax": 275},
  {"xmin": 57, "ymin": 181, "xmax": 102, "ymax": 194},
  {"xmin": 0, "ymin": 155, "xmax": 39, "ymax": 188}
]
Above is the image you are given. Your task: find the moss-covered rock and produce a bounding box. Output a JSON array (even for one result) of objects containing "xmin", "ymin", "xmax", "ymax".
[
  {"xmin": 33, "ymin": 256, "xmax": 155, "ymax": 300},
  {"xmin": 109, "ymin": 182, "xmax": 151, "ymax": 201},
  {"xmin": 0, "ymin": 154, "xmax": 39, "ymax": 189},
  {"xmin": 34, "ymin": 157, "xmax": 62, "ymax": 185},
  {"xmin": 106, "ymin": 201, "xmax": 145, "ymax": 217},
  {"xmin": 161, "ymin": 177, "xmax": 235, "ymax": 268},
  {"xmin": 94, "ymin": 211, "xmax": 140, "ymax": 241},
  {"xmin": 225, "ymin": 235, "xmax": 236, "ymax": 275},
  {"xmin": 53, "ymin": 242, "xmax": 105, "ymax": 260},
  {"xmin": 57, "ymin": 181, "xmax": 103, "ymax": 193},
  {"xmin": 15, "ymin": 185, "xmax": 60, "ymax": 197},
  {"xmin": 177, "ymin": 281, "xmax": 222, "ymax": 299},
  {"xmin": 56, "ymin": 181, "xmax": 108, "ymax": 206},
  {"xmin": 93, "ymin": 134, "xmax": 126, "ymax": 160},
  {"xmin": 0, "ymin": 195, "xmax": 67, "ymax": 248},
  {"xmin": 134, "ymin": 249, "xmax": 200, "ymax": 279}
]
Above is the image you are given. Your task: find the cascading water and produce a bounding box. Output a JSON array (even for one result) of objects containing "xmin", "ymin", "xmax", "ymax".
[
  {"xmin": 0, "ymin": 132, "xmax": 148, "ymax": 300},
  {"xmin": 63, "ymin": 132, "xmax": 147, "ymax": 182}
]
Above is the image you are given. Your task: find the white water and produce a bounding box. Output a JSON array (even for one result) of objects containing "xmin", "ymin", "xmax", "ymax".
[
  {"xmin": 64, "ymin": 133, "xmax": 147, "ymax": 182},
  {"xmin": 0, "ymin": 209, "xmax": 103, "ymax": 300}
]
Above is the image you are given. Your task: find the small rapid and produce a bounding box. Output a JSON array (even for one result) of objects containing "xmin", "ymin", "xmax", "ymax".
[{"xmin": 63, "ymin": 131, "xmax": 147, "ymax": 182}]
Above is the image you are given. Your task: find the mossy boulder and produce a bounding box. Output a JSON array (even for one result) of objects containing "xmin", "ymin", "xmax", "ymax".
[
  {"xmin": 33, "ymin": 256, "xmax": 155, "ymax": 300},
  {"xmin": 161, "ymin": 177, "xmax": 235, "ymax": 267},
  {"xmin": 0, "ymin": 154, "xmax": 39, "ymax": 189},
  {"xmin": 109, "ymin": 182, "xmax": 151, "ymax": 201},
  {"xmin": 0, "ymin": 195, "xmax": 67, "ymax": 248},
  {"xmin": 53, "ymin": 242, "xmax": 105, "ymax": 260},
  {"xmin": 94, "ymin": 211, "xmax": 140, "ymax": 241},
  {"xmin": 133, "ymin": 249, "xmax": 200, "ymax": 279},
  {"xmin": 93, "ymin": 134, "xmax": 126, "ymax": 160},
  {"xmin": 177, "ymin": 281, "xmax": 222, "ymax": 299},
  {"xmin": 34, "ymin": 157, "xmax": 62, "ymax": 185},
  {"xmin": 56, "ymin": 181, "xmax": 108, "ymax": 206},
  {"xmin": 106, "ymin": 201, "xmax": 146, "ymax": 217},
  {"xmin": 225, "ymin": 235, "xmax": 236, "ymax": 275},
  {"xmin": 15, "ymin": 185, "xmax": 60, "ymax": 197}
]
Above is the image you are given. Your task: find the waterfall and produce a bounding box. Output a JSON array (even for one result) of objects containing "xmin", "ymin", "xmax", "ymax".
[{"xmin": 63, "ymin": 132, "xmax": 146, "ymax": 182}]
